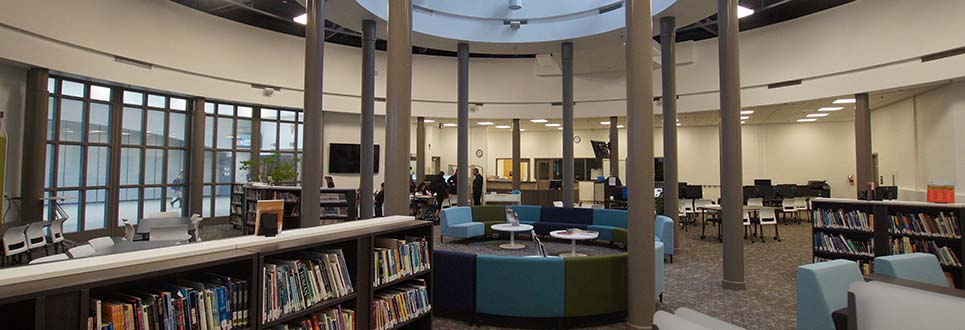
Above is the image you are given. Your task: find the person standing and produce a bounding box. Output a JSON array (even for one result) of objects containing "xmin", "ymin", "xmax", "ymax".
[
  {"xmin": 472, "ymin": 168, "xmax": 484, "ymax": 206},
  {"xmin": 374, "ymin": 183, "xmax": 385, "ymax": 218},
  {"xmin": 170, "ymin": 169, "xmax": 184, "ymax": 208},
  {"xmin": 446, "ymin": 169, "xmax": 458, "ymax": 194}
]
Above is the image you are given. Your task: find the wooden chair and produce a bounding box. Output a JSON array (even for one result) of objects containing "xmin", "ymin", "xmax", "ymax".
[{"xmin": 254, "ymin": 200, "xmax": 286, "ymax": 236}]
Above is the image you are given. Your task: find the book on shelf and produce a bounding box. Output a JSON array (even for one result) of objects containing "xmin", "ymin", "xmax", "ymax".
[
  {"xmin": 889, "ymin": 212, "xmax": 961, "ymax": 239},
  {"xmin": 320, "ymin": 193, "xmax": 347, "ymax": 203},
  {"xmin": 88, "ymin": 274, "xmax": 249, "ymax": 330},
  {"xmin": 812, "ymin": 208, "xmax": 873, "ymax": 231},
  {"xmin": 372, "ymin": 238, "xmax": 431, "ymax": 287},
  {"xmin": 815, "ymin": 256, "xmax": 873, "ymax": 274},
  {"xmin": 813, "ymin": 232, "xmax": 874, "ymax": 257},
  {"xmin": 266, "ymin": 307, "xmax": 355, "ymax": 330},
  {"xmin": 890, "ymin": 236, "xmax": 963, "ymax": 267},
  {"xmin": 372, "ymin": 280, "xmax": 430, "ymax": 330},
  {"xmin": 262, "ymin": 249, "xmax": 355, "ymax": 324}
]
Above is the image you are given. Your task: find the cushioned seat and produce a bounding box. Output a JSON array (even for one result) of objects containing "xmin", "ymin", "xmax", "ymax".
[
  {"xmin": 796, "ymin": 259, "xmax": 864, "ymax": 330},
  {"xmin": 534, "ymin": 207, "xmax": 594, "ymax": 235},
  {"xmin": 533, "ymin": 222, "xmax": 588, "ymax": 235},
  {"xmin": 441, "ymin": 207, "xmax": 484, "ymax": 241},
  {"xmin": 564, "ymin": 253, "xmax": 627, "ymax": 317},
  {"xmin": 433, "ymin": 250, "xmax": 477, "ymax": 319},
  {"xmin": 476, "ymin": 255, "xmax": 565, "ymax": 318},
  {"xmin": 472, "ymin": 206, "xmax": 509, "ymax": 235},
  {"xmin": 587, "ymin": 225, "xmax": 623, "ymax": 241},
  {"xmin": 612, "ymin": 228, "xmax": 628, "ymax": 245},
  {"xmin": 874, "ymin": 253, "xmax": 949, "ymax": 287},
  {"xmin": 655, "ymin": 215, "xmax": 675, "ymax": 260},
  {"xmin": 509, "ymin": 205, "xmax": 541, "ymax": 224}
]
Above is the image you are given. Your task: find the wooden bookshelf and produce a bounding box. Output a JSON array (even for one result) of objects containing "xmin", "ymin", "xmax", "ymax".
[
  {"xmin": 240, "ymin": 184, "xmax": 359, "ymax": 234},
  {"xmin": 0, "ymin": 217, "xmax": 432, "ymax": 330},
  {"xmin": 812, "ymin": 198, "xmax": 964, "ymax": 288}
]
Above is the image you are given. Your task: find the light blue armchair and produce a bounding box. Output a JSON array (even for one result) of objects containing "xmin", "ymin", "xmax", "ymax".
[
  {"xmin": 440, "ymin": 206, "xmax": 484, "ymax": 242},
  {"xmin": 796, "ymin": 259, "xmax": 864, "ymax": 330},
  {"xmin": 874, "ymin": 253, "xmax": 949, "ymax": 287},
  {"xmin": 655, "ymin": 215, "xmax": 675, "ymax": 262}
]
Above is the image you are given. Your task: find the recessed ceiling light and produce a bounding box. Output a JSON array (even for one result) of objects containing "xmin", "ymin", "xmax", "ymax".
[
  {"xmin": 797, "ymin": 118, "xmax": 818, "ymax": 123},
  {"xmin": 676, "ymin": 123, "xmax": 682, "ymax": 127},
  {"xmin": 600, "ymin": 121, "xmax": 611, "ymax": 125},
  {"xmin": 818, "ymin": 107, "xmax": 844, "ymax": 111},
  {"xmin": 833, "ymin": 98, "xmax": 856, "ymax": 104},
  {"xmin": 423, "ymin": 119, "xmax": 435, "ymax": 123},
  {"xmin": 530, "ymin": 119, "xmax": 548, "ymax": 123},
  {"xmin": 545, "ymin": 123, "xmax": 561, "ymax": 127},
  {"xmin": 495, "ymin": 125, "xmax": 511, "ymax": 129},
  {"xmin": 617, "ymin": 125, "xmax": 624, "ymax": 128},
  {"xmin": 520, "ymin": 129, "xmax": 526, "ymax": 132},
  {"xmin": 478, "ymin": 122, "xmax": 494, "ymax": 126},
  {"xmin": 557, "ymin": 127, "xmax": 563, "ymax": 130},
  {"xmin": 740, "ymin": 110, "xmax": 754, "ymax": 115},
  {"xmin": 737, "ymin": 5, "xmax": 755, "ymax": 19},
  {"xmin": 294, "ymin": 13, "xmax": 307, "ymax": 25},
  {"xmin": 807, "ymin": 113, "xmax": 829, "ymax": 118},
  {"xmin": 740, "ymin": 116, "xmax": 750, "ymax": 120},
  {"xmin": 443, "ymin": 123, "xmax": 457, "ymax": 127},
  {"xmin": 741, "ymin": 121, "xmax": 746, "ymax": 124}
]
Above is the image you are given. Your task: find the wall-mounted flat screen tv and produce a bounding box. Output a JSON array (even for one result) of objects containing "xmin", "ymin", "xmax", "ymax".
[{"xmin": 328, "ymin": 143, "xmax": 380, "ymax": 173}]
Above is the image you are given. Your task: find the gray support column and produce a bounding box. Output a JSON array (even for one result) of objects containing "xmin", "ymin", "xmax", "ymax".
[
  {"xmin": 660, "ymin": 17, "xmax": 680, "ymax": 250},
  {"xmin": 300, "ymin": 0, "xmax": 325, "ymax": 227},
  {"xmin": 561, "ymin": 42, "xmax": 575, "ymax": 207},
  {"xmin": 416, "ymin": 117, "xmax": 426, "ymax": 183},
  {"xmin": 609, "ymin": 115, "xmax": 619, "ymax": 177},
  {"xmin": 108, "ymin": 89, "xmax": 123, "ymax": 223},
  {"xmin": 250, "ymin": 108, "xmax": 261, "ymax": 181},
  {"xmin": 456, "ymin": 43, "xmax": 470, "ymax": 206},
  {"xmin": 512, "ymin": 118, "xmax": 521, "ymax": 190},
  {"xmin": 359, "ymin": 19, "xmax": 376, "ymax": 219},
  {"xmin": 854, "ymin": 93, "xmax": 873, "ymax": 197},
  {"xmin": 21, "ymin": 68, "xmax": 49, "ymax": 222},
  {"xmin": 625, "ymin": 0, "xmax": 656, "ymax": 328},
  {"xmin": 384, "ymin": 0, "xmax": 413, "ymax": 215},
  {"xmin": 189, "ymin": 97, "xmax": 205, "ymax": 218},
  {"xmin": 718, "ymin": 0, "xmax": 746, "ymax": 290}
]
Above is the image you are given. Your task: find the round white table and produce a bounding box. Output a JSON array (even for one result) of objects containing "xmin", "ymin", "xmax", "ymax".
[
  {"xmin": 550, "ymin": 230, "xmax": 599, "ymax": 257},
  {"xmin": 490, "ymin": 223, "xmax": 533, "ymax": 250}
]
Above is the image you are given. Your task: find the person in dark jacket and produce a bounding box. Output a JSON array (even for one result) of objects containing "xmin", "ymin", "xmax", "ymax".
[
  {"xmin": 374, "ymin": 183, "xmax": 385, "ymax": 217},
  {"xmin": 446, "ymin": 170, "xmax": 458, "ymax": 194},
  {"xmin": 472, "ymin": 168, "xmax": 484, "ymax": 205},
  {"xmin": 430, "ymin": 172, "xmax": 449, "ymax": 209}
]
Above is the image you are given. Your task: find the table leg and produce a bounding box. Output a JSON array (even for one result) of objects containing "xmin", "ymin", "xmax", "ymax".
[
  {"xmin": 499, "ymin": 231, "xmax": 526, "ymax": 250},
  {"xmin": 510, "ymin": 232, "xmax": 515, "ymax": 246},
  {"xmin": 571, "ymin": 239, "xmax": 576, "ymax": 255}
]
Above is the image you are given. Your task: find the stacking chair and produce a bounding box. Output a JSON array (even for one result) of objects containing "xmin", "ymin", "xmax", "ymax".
[
  {"xmin": 148, "ymin": 211, "xmax": 179, "ymax": 219},
  {"xmin": 2, "ymin": 225, "xmax": 29, "ymax": 266},
  {"xmin": 87, "ymin": 236, "xmax": 115, "ymax": 251},
  {"xmin": 743, "ymin": 210, "xmax": 753, "ymax": 241},
  {"xmin": 758, "ymin": 207, "xmax": 781, "ymax": 242},
  {"xmin": 67, "ymin": 244, "xmax": 96, "ymax": 258},
  {"xmin": 552, "ymin": 201, "xmax": 564, "ymax": 207},
  {"xmin": 746, "ymin": 198, "xmax": 764, "ymax": 207},
  {"xmin": 188, "ymin": 213, "xmax": 204, "ymax": 242},
  {"xmin": 47, "ymin": 217, "xmax": 67, "ymax": 253},
  {"xmin": 780, "ymin": 198, "xmax": 799, "ymax": 224},
  {"xmin": 29, "ymin": 253, "xmax": 69, "ymax": 265},
  {"xmin": 25, "ymin": 222, "xmax": 49, "ymax": 256},
  {"xmin": 122, "ymin": 218, "xmax": 136, "ymax": 241},
  {"xmin": 149, "ymin": 225, "xmax": 191, "ymax": 242},
  {"xmin": 794, "ymin": 197, "xmax": 810, "ymax": 222}
]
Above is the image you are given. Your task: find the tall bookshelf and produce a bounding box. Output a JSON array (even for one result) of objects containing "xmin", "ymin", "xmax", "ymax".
[
  {"xmin": 231, "ymin": 183, "xmax": 246, "ymax": 229},
  {"xmin": 812, "ymin": 198, "xmax": 964, "ymax": 288},
  {"xmin": 240, "ymin": 185, "xmax": 358, "ymax": 235},
  {"xmin": 0, "ymin": 218, "xmax": 432, "ymax": 330}
]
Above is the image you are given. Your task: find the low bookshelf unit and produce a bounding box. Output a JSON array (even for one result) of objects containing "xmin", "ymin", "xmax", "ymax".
[{"xmin": 238, "ymin": 184, "xmax": 359, "ymax": 234}]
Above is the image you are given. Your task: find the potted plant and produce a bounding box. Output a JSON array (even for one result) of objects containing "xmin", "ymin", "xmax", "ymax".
[{"xmin": 240, "ymin": 153, "xmax": 300, "ymax": 185}]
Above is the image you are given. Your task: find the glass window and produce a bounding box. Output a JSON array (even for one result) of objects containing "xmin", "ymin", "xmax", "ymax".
[
  {"xmin": 120, "ymin": 148, "xmax": 141, "ymax": 185},
  {"xmin": 204, "ymin": 102, "xmax": 215, "ymax": 114},
  {"xmin": 59, "ymin": 190, "xmax": 80, "ymax": 233},
  {"xmin": 236, "ymin": 152, "xmax": 251, "ymax": 182},
  {"xmin": 90, "ymin": 85, "xmax": 111, "ymax": 102},
  {"xmin": 203, "ymin": 186, "xmax": 213, "ymax": 218},
  {"xmin": 204, "ymin": 151, "xmax": 213, "ymax": 183},
  {"xmin": 170, "ymin": 97, "xmax": 187, "ymax": 111},
  {"xmin": 144, "ymin": 149, "xmax": 164, "ymax": 185},
  {"xmin": 217, "ymin": 104, "xmax": 234, "ymax": 116},
  {"xmin": 279, "ymin": 111, "xmax": 297, "ymax": 122},
  {"xmin": 143, "ymin": 187, "xmax": 163, "ymax": 218},
  {"xmin": 168, "ymin": 150, "xmax": 185, "ymax": 182},
  {"xmin": 57, "ymin": 145, "xmax": 82, "ymax": 187},
  {"xmin": 260, "ymin": 121, "xmax": 277, "ymax": 150},
  {"xmin": 118, "ymin": 188, "xmax": 140, "ymax": 225},
  {"xmin": 237, "ymin": 106, "xmax": 252, "ymax": 118},
  {"xmin": 88, "ymin": 103, "xmax": 110, "ymax": 144},
  {"xmin": 87, "ymin": 146, "xmax": 109, "ymax": 186},
  {"xmin": 60, "ymin": 99, "xmax": 84, "ymax": 142},
  {"xmin": 61, "ymin": 81, "xmax": 85, "ymax": 98},
  {"xmin": 146, "ymin": 110, "xmax": 165, "ymax": 146},
  {"xmin": 217, "ymin": 117, "xmax": 234, "ymax": 149},
  {"xmin": 123, "ymin": 91, "xmax": 143, "ymax": 105},
  {"xmin": 296, "ymin": 124, "xmax": 304, "ymax": 150},
  {"xmin": 279, "ymin": 123, "xmax": 296, "ymax": 152},
  {"xmin": 215, "ymin": 185, "xmax": 231, "ymax": 216},
  {"xmin": 84, "ymin": 189, "xmax": 108, "ymax": 230},
  {"xmin": 47, "ymin": 78, "xmax": 56, "ymax": 93},
  {"xmin": 168, "ymin": 112, "xmax": 187, "ymax": 147},
  {"xmin": 45, "ymin": 145, "xmax": 53, "ymax": 188},
  {"xmin": 216, "ymin": 151, "xmax": 233, "ymax": 183},
  {"xmin": 236, "ymin": 119, "xmax": 252, "ymax": 148},
  {"xmin": 147, "ymin": 94, "xmax": 166, "ymax": 108},
  {"xmin": 261, "ymin": 108, "xmax": 278, "ymax": 120},
  {"xmin": 48, "ymin": 97, "xmax": 56, "ymax": 140},
  {"xmin": 204, "ymin": 117, "xmax": 214, "ymax": 148},
  {"xmin": 122, "ymin": 107, "xmax": 143, "ymax": 145}
]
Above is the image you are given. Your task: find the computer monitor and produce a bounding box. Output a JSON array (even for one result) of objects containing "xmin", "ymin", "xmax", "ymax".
[
  {"xmin": 876, "ymin": 186, "xmax": 898, "ymax": 200},
  {"xmin": 590, "ymin": 140, "xmax": 610, "ymax": 159},
  {"xmin": 549, "ymin": 180, "xmax": 563, "ymax": 190},
  {"xmin": 684, "ymin": 185, "xmax": 703, "ymax": 199},
  {"xmin": 777, "ymin": 184, "xmax": 796, "ymax": 198},
  {"xmin": 743, "ymin": 185, "xmax": 760, "ymax": 199},
  {"xmin": 758, "ymin": 185, "xmax": 776, "ymax": 199},
  {"xmin": 678, "ymin": 182, "xmax": 688, "ymax": 199},
  {"xmin": 754, "ymin": 179, "xmax": 773, "ymax": 186}
]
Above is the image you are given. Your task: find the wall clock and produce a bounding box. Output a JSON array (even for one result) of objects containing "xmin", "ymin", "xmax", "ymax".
[
  {"xmin": 573, "ymin": 136, "xmax": 582, "ymax": 144},
  {"xmin": 475, "ymin": 149, "xmax": 484, "ymax": 158}
]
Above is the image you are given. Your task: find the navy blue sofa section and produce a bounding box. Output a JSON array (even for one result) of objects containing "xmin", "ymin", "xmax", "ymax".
[
  {"xmin": 432, "ymin": 250, "xmax": 477, "ymax": 319},
  {"xmin": 532, "ymin": 207, "xmax": 594, "ymax": 235}
]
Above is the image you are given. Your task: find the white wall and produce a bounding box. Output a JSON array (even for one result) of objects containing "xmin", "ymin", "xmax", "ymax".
[{"xmin": 0, "ymin": 61, "xmax": 24, "ymax": 222}]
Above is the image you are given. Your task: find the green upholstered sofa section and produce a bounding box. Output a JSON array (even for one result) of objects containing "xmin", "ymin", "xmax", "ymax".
[
  {"xmin": 612, "ymin": 228, "xmax": 628, "ymax": 245},
  {"xmin": 480, "ymin": 221, "xmax": 505, "ymax": 236},
  {"xmin": 472, "ymin": 206, "xmax": 509, "ymax": 235},
  {"xmin": 564, "ymin": 253, "xmax": 628, "ymax": 317}
]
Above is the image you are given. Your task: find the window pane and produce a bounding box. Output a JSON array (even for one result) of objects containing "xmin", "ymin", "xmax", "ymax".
[
  {"xmin": 216, "ymin": 151, "xmax": 233, "ymax": 183},
  {"xmin": 204, "ymin": 102, "xmax": 215, "ymax": 114},
  {"xmin": 84, "ymin": 189, "xmax": 108, "ymax": 230},
  {"xmin": 170, "ymin": 98, "xmax": 187, "ymax": 111},
  {"xmin": 144, "ymin": 148, "xmax": 164, "ymax": 185},
  {"xmin": 143, "ymin": 187, "xmax": 162, "ymax": 218},
  {"xmin": 204, "ymin": 151, "xmax": 213, "ymax": 183},
  {"xmin": 204, "ymin": 116, "xmax": 214, "ymax": 148},
  {"xmin": 261, "ymin": 109, "xmax": 277, "ymax": 120},
  {"xmin": 217, "ymin": 118, "xmax": 234, "ymax": 149},
  {"xmin": 62, "ymin": 81, "xmax": 84, "ymax": 98},
  {"xmin": 48, "ymin": 97, "xmax": 56, "ymax": 140},
  {"xmin": 122, "ymin": 107, "xmax": 143, "ymax": 145},
  {"xmin": 296, "ymin": 124, "xmax": 304, "ymax": 151},
  {"xmin": 217, "ymin": 104, "xmax": 234, "ymax": 116},
  {"xmin": 167, "ymin": 150, "xmax": 186, "ymax": 184},
  {"xmin": 236, "ymin": 119, "xmax": 252, "ymax": 148},
  {"xmin": 168, "ymin": 112, "xmax": 187, "ymax": 147},
  {"xmin": 57, "ymin": 145, "xmax": 82, "ymax": 187},
  {"xmin": 147, "ymin": 94, "xmax": 165, "ymax": 108},
  {"xmin": 236, "ymin": 152, "xmax": 250, "ymax": 183},
  {"xmin": 90, "ymin": 85, "xmax": 111, "ymax": 101},
  {"xmin": 260, "ymin": 121, "xmax": 277, "ymax": 150},
  {"xmin": 146, "ymin": 110, "xmax": 165, "ymax": 146},
  {"xmin": 298, "ymin": 112, "xmax": 304, "ymax": 122},
  {"xmin": 59, "ymin": 191, "xmax": 80, "ymax": 233},
  {"xmin": 120, "ymin": 148, "xmax": 141, "ymax": 185},
  {"xmin": 60, "ymin": 99, "xmax": 84, "ymax": 142},
  {"xmin": 123, "ymin": 91, "xmax": 143, "ymax": 105},
  {"xmin": 118, "ymin": 188, "xmax": 140, "ymax": 225},
  {"xmin": 45, "ymin": 145, "xmax": 53, "ymax": 188},
  {"xmin": 47, "ymin": 78, "xmax": 56, "ymax": 93},
  {"xmin": 279, "ymin": 111, "xmax": 297, "ymax": 122},
  {"xmin": 87, "ymin": 146, "xmax": 109, "ymax": 186},
  {"xmin": 89, "ymin": 102, "xmax": 110, "ymax": 144},
  {"xmin": 168, "ymin": 185, "xmax": 185, "ymax": 216},
  {"xmin": 215, "ymin": 185, "xmax": 231, "ymax": 216},
  {"xmin": 279, "ymin": 123, "xmax": 296, "ymax": 152},
  {"xmin": 203, "ymin": 186, "xmax": 213, "ymax": 218},
  {"xmin": 237, "ymin": 106, "xmax": 252, "ymax": 118}
]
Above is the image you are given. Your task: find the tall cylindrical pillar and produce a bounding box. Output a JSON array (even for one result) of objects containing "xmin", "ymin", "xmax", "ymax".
[
  {"xmin": 625, "ymin": 0, "xmax": 656, "ymax": 328},
  {"xmin": 383, "ymin": 0, "xmax": 413, "ymax": 215},
  {"xmin": 416, "ymin": 117, "xmax": 426, "ymax": 184},
  {"xmin": 359, "ymin": 19, "xmax": 376, "ymax": 219},
  {"xmin": 512, "ymin": 118, "xmax": 521, "ymax": 190},
  {"xmin": 718, "ymin": 0, "xmax": 746, "ymax": 290},
  {"xmin": 661, "ymin": 16, "xmax": 681, "ymax": 250},
  {"xmin": 300, "ymin": 0, "xmax": 325, "ymax": 227},
  {"xmin": 21, "ymin": 68, "xmax": 49, "ymax": 223},
  {"xmin": 609, "ymin": 116, "xmax": 619, "ymax": 178},
  {"xmin": 854, "ymin": 93, "xmax": 873, "ymax": 197},
  {"xmin": 457, "ymin": 43, "xmax": 470, "ymax": 206},
  {"xmin": 561, "ymin": 42, "xmax": 575, "ymax": 208},
  {"xmin": 189, "ymin": 97, "xmax": 205, "ymax": 219}
]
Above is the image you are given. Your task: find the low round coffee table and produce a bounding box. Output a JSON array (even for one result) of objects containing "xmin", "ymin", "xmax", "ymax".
[
  {"xmin": 550, "ymin": 230, "xmax": 599, "ymax": 257},
  {"xmin": 490, "ymin": 223, "xmax": 534, "ymax": 250}
]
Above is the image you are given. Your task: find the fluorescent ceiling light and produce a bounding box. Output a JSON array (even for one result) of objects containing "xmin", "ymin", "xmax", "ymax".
[
  {"xmin": 819, "ymin": 107, "xmax": 844, "ymax": 112},
  {"xmin": 423, "ymin": 119, "xmax": 435, "ymax": 123},
  {"xmin": 807, "ymin": 113, "xmax": 829, "ymax": 118},
  {"xmin": 737, "ymin": 5, "xmax": 755, "ymax": 19},
  {"xmin": 294, "ymin": 13, "xmax": 307, "ymax": 25},
  {"xmin": 833, "ymin": 98, "xmax": 856, "ymax": 104},
  {"xmin": 520, "ymin": 129, "xmax": 526, "ymax": 132},
  {"xmin": 90, "ymin": 130, "xmax": 105, "ymax": 134},
  {"xmin": 495, "ymin": 125, "xmax": 511, "ymax": 129},
  {"xmin": 740, "ymin": 110, "xmax": 754, "ymax": 115},
  {"xmin": 478, "ymin": 122, "xmax": 494, "ymax": 126},
  {"xmin": 740, "ymin": 116, "xmax": 750, "ymax": 120},
  {"xmin": 530, "ymin": 119, "xmax": 548, "ymax": 123},
  {"xmin": 443, "ymin": 123, "xmax": 457, "ymax": 127},
  {"xmin": 557, "ymin": 127, "xmax": 563, "ymax": 130},
  {"xmin": 741, "ymin": 121, "xmax": 746, "ymax": 124},
  {"xmin": 545, "ymin": 123, "xmax": 561, "ymax": 127},
  {"xmin": 617, "ymin": 125, "xmax": 624, "ymax": 128},
  {"xmin": 676, "ymin": 123, "xmax": 682, "ymax": 127},
  {"xmin": 797, "ymin": 118, "xmax": 817, "ymax": 123},
  {"xmin": 600, "ymin": 121, "xmax": 611, "ymax": 125}
]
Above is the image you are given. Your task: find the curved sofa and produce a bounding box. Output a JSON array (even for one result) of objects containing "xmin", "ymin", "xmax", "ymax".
[
  {"xmin": 433, "ymin": 242, "xmax": 664, "ymax": 322},
  {"xmin": 440, "ymin": 205, "xmax": 675, "ymax": 260}
]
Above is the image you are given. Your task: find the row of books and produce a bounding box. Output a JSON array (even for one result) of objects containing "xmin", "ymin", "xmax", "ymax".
[
  {"xmin": 372, "ymin": 281, "xmax": 430, "ymax": 330},
  {"xmin": 813, "ymin": 232, "xmax": 874, "ymax": 257},
  {"xmin": 813, "ymin": 208, "xmax": 873, "ymax": 231},
  {"xmin": 267, "ymin": 307, "xmax": 355, "ymax": 330},
  {"xmin": 373, "ymin": 238, "xmax": 431, "ymax": 287},
  {"xmin": 88, "ymin": 274, "xmax": 248, "ymax": 330},
  {"xmin": 889, "ymin": 212, "xmax": 961, "ymax": 239},
  {"xmin": 322, "ymin": 207, "xmax": 349, "ymax": 218},
  {"xmin": 320, "ymin": 193, "xmax": 348, "ymax": 203},
  {"xmin": 263, "ymin": 249, "xmax": 355, "ymax": 323},
  {"xmin": 890, "ymin": 237, "xmax": 963, "ymax": 267},
  {"xmin": 814, "ymin": 256, "xmax": 872, "ymax": 274}
]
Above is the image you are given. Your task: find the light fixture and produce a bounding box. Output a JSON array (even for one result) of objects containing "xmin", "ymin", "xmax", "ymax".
[
  {"xmin": 807, "ymin": 113, "xmax": 829, "ymax": 118},
  {"xmin": 740, "ymin": 110, "xmax": 754, "ymax": 115},
  {"xmin": 833, "ymin": 98, "xmax": 856, "ymax": 104},
  {"xmin": 617, "ymin": 125, "xmax": 624, "ymax": 128},
  {"xmin": 509, "ymin": 0, "xmax": 522, "ymax": 10},
  {"xmin": 797, "ymin": 118, "xmax": 817, "ymax": 123},
  {"xmin": 495, "ymin": 125, "xmax": 511, "ymax": 129},
  {"xmin": 520, "ymin": 129, "xmax": 527, "ymax": 132},
  {"xmin": 819, "ymin": 107, "xmax": 844, "ymax": 112},
  {"xmin": 225, "ymin": 135, "xmax": 235, "ymax": 139},
  {"xmin": 741, "ymin": 121, "xmax": 747, "ymax": 124},
  {"xmin": 530, "ymin": 119, "xmax": 548, "ymax": 123},
  {"xmin": 600, "ymin": 121, "xmax": 611, "ymax": 125},
  {"xmin": 443, "ymin": 123, "xmax": 457, "ymax": 127},
  {"xmin": 90, "ymin": 130, "xmax": 105, "ymax": 134},
  {"xmin": 478, "ymin": 121, "xmax": 494, "ymax": 126},
  {"xmin": 121, "ymin": 132, "xmax": 131, "ymax": 136},
  {"xmin": 545, "ymin": 123, "xmax": 561, "ymax": 127},
  {"xmin": 676, "ymin": 123, "xmax": 682, "ymax": 127},
  {"xmin": 557, "ymin": 127, "xmax": 563, "ymax": 130},
  {"xmin": 737, "ymin": 5, "xmax": 755, "ymax": 18},
  {"xmin": 740, "ymin": 116, "xmax": 750, "ymax": 120},
  {"xmin": 423, "ymin": 119, "xmax": 436, "ymax": 123},
  {"xmin": 294, "ymin": 13, "xmax": 307, "ymax": 25}
]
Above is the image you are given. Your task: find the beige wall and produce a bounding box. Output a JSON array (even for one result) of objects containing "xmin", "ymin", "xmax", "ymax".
[{"xmin": 0, "ymin": 61, "xmax": 24, "ymax": 222}]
